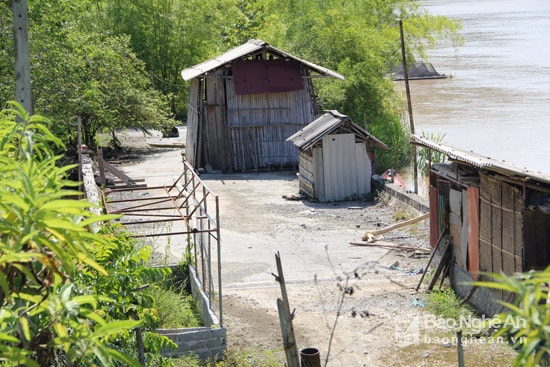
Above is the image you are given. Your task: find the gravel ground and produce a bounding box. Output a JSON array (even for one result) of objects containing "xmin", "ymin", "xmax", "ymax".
[{"xmin": 107, "ymin": 128, "xmax": 514, "ymax": 367}]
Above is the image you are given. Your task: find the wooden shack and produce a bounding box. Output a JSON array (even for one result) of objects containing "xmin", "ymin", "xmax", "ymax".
[
  {"xmin": 412, "ymin": 134, "xmax": 550, "ymax": 316},
  {"xmin": 287, "ymin": 110, "xmax": 388, "ymax": 202},
  {"xmin": 181, "ymin": 39, "xmax": 344, "ymax": 172}
]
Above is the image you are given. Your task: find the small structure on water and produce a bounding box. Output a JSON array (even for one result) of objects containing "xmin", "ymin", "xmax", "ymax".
[
  {"xmin": 287, "ymin": 110, "xmax": 388, "ymax": 202},
  {"xmin": 412, "ymin": 135, "xmax": 550, "ymax": 316},
  {"xmin": 392, "ymin": 61, "xmax": 447, "ymax": 80},
  {"xmin": 181, "ymin": 39, "xmax": 344, "ymax": 172}
]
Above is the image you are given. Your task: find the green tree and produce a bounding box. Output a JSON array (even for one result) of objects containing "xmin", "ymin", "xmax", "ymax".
[
  {"xmin": 221, "ymin": 0, "xmax": 266, "ymax": 47},
  {"xmin": 243, "ymin": 0, "xmax": 461, "ymax": 171},
  {"xmin": 97, "ymin": 0, "xmax": 236, "ymax": 120},
  {"xmin": 0, "ymin": 102, "xmax": 141, "ymax": 366},
  {"xmin": 0, "ymin": 1, "xmax": 176, "ymax": 151}
]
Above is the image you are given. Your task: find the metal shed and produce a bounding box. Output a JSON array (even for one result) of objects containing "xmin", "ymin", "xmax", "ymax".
[
  {"xmin": 287, "ymin": 110, "xmax": 388, "ymax": 202},
  {"xmin": 181, "ymin": 39, "xmax": 344, "ymax": 173},
  {"xmin": 412, "ymin": 134, "xmax": 550, "ymax": 316}
]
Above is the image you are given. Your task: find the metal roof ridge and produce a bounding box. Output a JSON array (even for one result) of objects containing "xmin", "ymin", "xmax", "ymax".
[
  {"xmin": 181, "ymin": 39, "xmax": 344, "ymax": 81},
  {"xmin": 410, "ymin": 134, "xmax": 550, "ymax": 184}
]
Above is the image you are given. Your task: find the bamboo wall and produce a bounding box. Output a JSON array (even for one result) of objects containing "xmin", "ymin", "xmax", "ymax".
[
  {"xmin": 225, "ymin": 78, "xmax": 316, "ymax": 171},
  {"xmin": 479, "ymin": 174, "xmax": 523, "ymax": 276}
]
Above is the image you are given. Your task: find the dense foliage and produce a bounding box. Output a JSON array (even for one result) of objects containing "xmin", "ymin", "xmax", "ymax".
[
  {"xmin": 0, "ymin": 103, "xmax": 177, "ymax": 366},
  {"xmin": 2, "ymin": 0, "xmax": 460, "ymax": 169},
  {"xmin": 0, "ymin": 1, "xmax": 176, "ymax": 151},
  {"xmin": 248, "ymin": 0, "xmax": 462, "ymax": 169}
]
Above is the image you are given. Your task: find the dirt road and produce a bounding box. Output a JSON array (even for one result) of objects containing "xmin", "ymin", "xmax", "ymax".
[{"xmin": 110, "ymin": 129, "xmax": 513, "ymax": 366}]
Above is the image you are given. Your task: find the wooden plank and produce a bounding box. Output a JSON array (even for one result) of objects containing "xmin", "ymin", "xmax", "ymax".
[
  {"xmin": 429, "ymin": 185, "xmax": 439, "ymax": 248},
  {"xmin": 479, "ymin": 174, "xmax": 493, "ymax": 273},
  {"xmin": 416, "ymin": 227, "xmax": 448, "ymax": 292},
  {"xmin": 461, "ymin": 189, "xmax": 469, "ymax": 270},
  {"xmin": 362, "ymin": 212, "xmax": 430, "ymax": 240},
  {"xmin": 428, "ymin": 238, "xmax": 452, "ymax": 291},
  {"xmin": 467, "ymin": 186, "xmax": 480, "ymax": 280}
]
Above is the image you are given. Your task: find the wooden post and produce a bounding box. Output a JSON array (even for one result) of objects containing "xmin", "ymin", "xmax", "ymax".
[
  {"xmin": 399, "ymin": 19, "xmax": 418, "ymax": 194},
  {"xmin": 415, "ymin": 226, "xmax": 448, "ymax": 292},
  {"xmin": 12, "ymin": 0, "xmax": 32, "ymax": 115},
  {"xmin": 135, "ymin": 326, "xmax": 146, "ymax": 366},
  {"xmin": 272, "ymin": 251, "xmax": 300, "ymax": 367},
  {"xmin": 457, "ymin": 330, "xmax": 464, "ymax": 367}
]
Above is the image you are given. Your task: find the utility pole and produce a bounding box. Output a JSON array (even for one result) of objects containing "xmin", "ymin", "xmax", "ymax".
[
  {"xmin": 399, "ymin": 19, "xmax": 418, "ymax": 194},
  {"xmin": 13, "ymin": 0, "xmax": 33, "ymax": 115}
]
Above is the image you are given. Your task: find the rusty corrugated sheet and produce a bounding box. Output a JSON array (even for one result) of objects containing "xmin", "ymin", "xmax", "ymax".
[
  {"xmin": 181, "ymin": 39, "xmax": 345, "ymax": 81},
  {"xmin": 411, "ymin": 134, "xmax": 550, "ymax": 185},
  {"xmin": 467, "ymin": 186, "xmax": 480, "ymax": 280},
  {"xmin": 287, "ymin": 110, "xmax": 388, "ymax": 151}
]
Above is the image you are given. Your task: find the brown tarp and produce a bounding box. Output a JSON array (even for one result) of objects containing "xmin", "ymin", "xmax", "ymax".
[{"xmin": 467, "ymin": 186, "xmax": 480, "ymax": 279}]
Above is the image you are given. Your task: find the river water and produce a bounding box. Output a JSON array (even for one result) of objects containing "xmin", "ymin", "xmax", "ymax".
[{"xmin": 404, "ymin": 0, "xmax": 550, "ymax": 182}]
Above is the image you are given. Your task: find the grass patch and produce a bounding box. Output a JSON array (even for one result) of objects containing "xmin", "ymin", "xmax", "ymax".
[
  {"xmin": 171, "ymin": 347, "xmax": 283, "ymax": 367},
  {"xmin": 147, "ymin": 285, "xmax": 202, "ymax": 328},
  {"xmin": 426, "ymin": 287, "xmax": 473, "ymax": 321},
  {"xmin": 392, "ymin": 208, "xmax": 413, "ymax": 221}
]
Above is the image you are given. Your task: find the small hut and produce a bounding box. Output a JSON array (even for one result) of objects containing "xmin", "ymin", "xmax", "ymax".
[
  {"xmin": 412, "ymin": 134, "xmax": 550, "ymax": 316},
  {"xmin": 287, "ymin": 110, "xmax": 388, "ymax": 202},
  {"xmin": 181, "ymin": 39, "xmax": 344, "ymax": 172}
]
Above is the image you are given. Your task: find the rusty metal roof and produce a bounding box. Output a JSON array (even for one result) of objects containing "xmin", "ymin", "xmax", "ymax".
[
  {"xmin": 181, "ymin": 39, "xmax": 345, "ymax": 81},
  {"xmin": 411, "ymin": 134, "xmax": 550, "ymax": 185},
  {"xmin": 287, "ymin": 110, "xmax": 388, "ymax": 151}
]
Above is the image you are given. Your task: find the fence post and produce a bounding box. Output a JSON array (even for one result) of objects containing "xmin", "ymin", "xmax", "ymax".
[{"xmin": 273, "ymin": 251, "xmax": 300, "ymax": 367}]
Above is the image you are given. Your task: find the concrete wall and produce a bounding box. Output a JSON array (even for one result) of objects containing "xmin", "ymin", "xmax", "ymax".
[
  {"xmin": 157, "ymin": 265, "xmax": 226, "ymax": 360},
  {"xmin": 188, "ymin": 265, "xmax": 220, "ymax": 327},
  {"xmin": 450, "ymin": 265, "xmax": 505, "ymax": 317},
  {"xmin": 156, "ymin": 326, "xmax": 227, "ymax": 360},
  {"xmin": 384, "ymin": 182, "xmax": 429, "ymax": 213},
  {"xmin": 81, "ymin": 154, "xmax": 102, "ymax": 216}
]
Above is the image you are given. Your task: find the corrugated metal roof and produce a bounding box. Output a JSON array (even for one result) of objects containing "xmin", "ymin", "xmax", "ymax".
[
  {"xmin": 181, "ymin": 39, "xmax": 345, "ymax": 81},
  {"xmin": 411, "ymin": 134, "xmax": 550, "ymax": 185},
  {"xmin": 287, "ymin": 110, "xmax": 388, "ymax": 151}
]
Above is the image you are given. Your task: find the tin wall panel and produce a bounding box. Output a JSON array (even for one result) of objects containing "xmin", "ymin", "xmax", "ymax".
[
  {"xmin": 321, "ymin": 134, "xmax": 357, "ymax": 202},
  {"xmin": 355, "ymin": 143, "xmax": 371, "ymax": 195}
]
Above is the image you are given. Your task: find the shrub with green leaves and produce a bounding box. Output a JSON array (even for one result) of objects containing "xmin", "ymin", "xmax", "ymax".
[
  {"xmin": 476, "ymin": 270, "xmax": 550, "ymax": 367},
  {"xmin": 0, "ymin": 102, "xmax": 142, "ymax": 366}
]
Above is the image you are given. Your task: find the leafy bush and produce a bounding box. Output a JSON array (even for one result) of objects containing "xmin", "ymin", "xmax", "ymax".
[
  {"xmin": 0, "ymin": 102, "xmax": 141, "ymax": 366},
  {"xmin": 418, "ymin": 131, "xmax": 447, "ymax": 175},
  {"xmin": 476, "ymin": 270, "xmax": 550, "ymax": 367}
]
